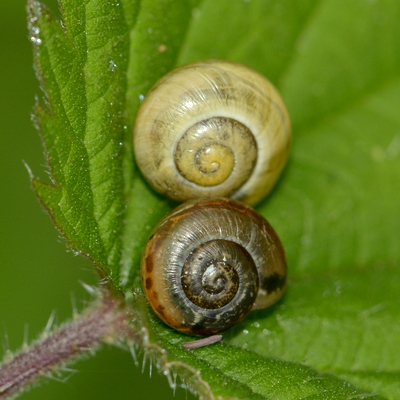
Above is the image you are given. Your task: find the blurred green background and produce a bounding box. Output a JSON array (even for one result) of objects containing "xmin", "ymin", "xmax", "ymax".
[{"xmin": 0, "ymin": 1, "xmax": 193, "ymax": 398}]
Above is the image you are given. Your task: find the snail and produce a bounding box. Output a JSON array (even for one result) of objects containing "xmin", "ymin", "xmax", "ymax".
[
  {"xmin": 134, "ymin": 60, "xmax": 291, "ymax": 206},
  {"xmin": 141, "ymin": 198, "xmax": 286, "ymax": 335}
]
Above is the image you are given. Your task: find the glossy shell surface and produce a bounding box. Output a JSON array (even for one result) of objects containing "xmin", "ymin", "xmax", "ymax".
[
  {"xmin": 141, "ymin": 198, "xmax": 287, "ymax": 335},
  {"xmin": 134, "ymin": 60, "xmax": 291, "ymax": 206}
]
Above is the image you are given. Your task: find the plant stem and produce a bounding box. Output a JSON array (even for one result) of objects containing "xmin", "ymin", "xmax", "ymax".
[{"xmin": 0, "ymin": 291, "xmax": 133, "ymax": 399}]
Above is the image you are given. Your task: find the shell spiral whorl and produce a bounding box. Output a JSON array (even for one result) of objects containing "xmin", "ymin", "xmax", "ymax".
[
  {"xmin": 134, "ymin": 60, "xmax": 291, "ymax": 206},
  {"xmin": 141, "ymin": 198, "xmax": 287, "ymax": 335}
]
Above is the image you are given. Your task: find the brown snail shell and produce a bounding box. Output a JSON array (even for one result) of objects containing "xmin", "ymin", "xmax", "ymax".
[
  {"xmin": 134, "ymin": 60, "xmax": 291, "ymax": 206},
  {"xmin": 141, "ymin": 198, "xmax": 286, "ymax": 335}
]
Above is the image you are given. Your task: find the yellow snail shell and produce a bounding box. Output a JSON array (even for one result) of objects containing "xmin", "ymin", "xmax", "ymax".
[
  {"xmin": 141, "ymin": 198, "xmax": 287, "ymax": 335},
  {"xmin": 134, "ymin": 60, "xmax": 291, "ymax": 206}
]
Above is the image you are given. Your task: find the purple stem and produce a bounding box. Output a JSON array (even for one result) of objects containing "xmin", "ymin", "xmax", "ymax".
[{"xmin": 0, "ymin": 293, "xmax": 132, "ymax": 399}]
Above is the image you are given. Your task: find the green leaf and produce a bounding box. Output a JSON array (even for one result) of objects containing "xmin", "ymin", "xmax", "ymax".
[
  {"xmin": 156, "ymin": 329, "xmax": 387, "ymax": 400},
  {"xmin": 261, "ymin": 80, "xmax": 400, "ymax": 274},
  {"xmin": 28, "ymin": 0, "xmax": 400, "ymax": 398},
  {"xmin": 227, "ymin": 265, "xmax": 400, "ymax": 398},
  {"xmin": 28, "ymin": 0, "xmax": 131, "ymax": 285}
]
